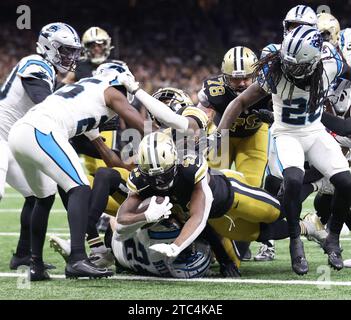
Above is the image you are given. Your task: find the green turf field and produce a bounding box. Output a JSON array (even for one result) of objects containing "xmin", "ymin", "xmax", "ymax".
[{"xmin": 0, "ymin": 187, "xmax": 351, "ymax": 300}]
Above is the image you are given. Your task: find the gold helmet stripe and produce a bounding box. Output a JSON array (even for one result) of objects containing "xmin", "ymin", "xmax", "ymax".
[{"xmin": 127, "ymin": 177, "xmax": 138, "ymax": 193}]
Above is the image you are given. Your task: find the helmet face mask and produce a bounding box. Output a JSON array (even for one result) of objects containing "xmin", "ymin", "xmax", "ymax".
[
  {"xmin": 281, "ymin": 26, "xmax": 322, "ymax": 80},
  {"xmin": 140, "ymin": 165, "xmax": 178, "ymax": 191},
  {"xmin": 223, "ymin": 74, "xmax": 253, "ymax": 94}
]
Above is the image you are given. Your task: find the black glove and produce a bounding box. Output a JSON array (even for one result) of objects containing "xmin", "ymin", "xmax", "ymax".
[
  {"xmin": 253, "ymin": 109, "xmax": 274, "ymax": 125},
  {"xmin": 219, "ymin": 261, "xmax": 241, "ymax": 278}
]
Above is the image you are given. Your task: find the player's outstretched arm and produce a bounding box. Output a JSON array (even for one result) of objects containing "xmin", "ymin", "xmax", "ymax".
[
  {"xmin": 321, "ymin": 112, "xmax": 351, "ymax": 136},
  {"xmin": 104, "ymin": 87, "xmax": 146, "ymax": 135},
  {"xmin": 119, "ymin": 73, "xmax": 189, "ymax": 130},
  {"xmin": 217, "ymin": 82, "xmax": 267, "ymax": 132}
]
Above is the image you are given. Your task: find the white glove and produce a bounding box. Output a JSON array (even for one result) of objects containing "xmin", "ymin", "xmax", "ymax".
[
  {"xmin": 84, "ymin": 128, "xmax": 100, "ymax": 141},
  {"xmin": 149, "ymin": 243, "xmax": 181, "ymax": 258},
  {"xmin": 118, "ymin": 72, "xmax": 140, "ymax": 94},
  {"xmin": 144, "ymin": 196, "xmax": 173, "ymax": 223}
]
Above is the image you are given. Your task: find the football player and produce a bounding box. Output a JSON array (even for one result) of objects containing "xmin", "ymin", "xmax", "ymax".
[
  {"xmin": 74, "ymin": 87, "xmax": 241, "ymax": 276},
  {"xmin": 116, "ymin": 132, "xmax": 325, "ymax": 276},
  {"xmin": 215, "ymin": 26, "xmax": 351, "ymax": 275},
  {"xmin": 8, "ymin": 62, "xmax": 146, "ymax": 279},
  {"xmin": 0, "ymin": 23, "xmax": 81, "ymax": 277},
  {"xmin": 261, "ymin": 5, "xmax": 317, "ymax": 57}
]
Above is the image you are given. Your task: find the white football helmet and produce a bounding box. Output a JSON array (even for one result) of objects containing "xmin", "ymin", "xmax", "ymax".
[
  {"xmin": 339, "ymin": 28, "xmax": 351, "ymax": 67},
  {"xmin": 281, "ymin": 25, "xmax": 323, "ymax": 79},
  {"xmin": 168, "ymin": 239, "xmax": 211, "ymax": 279},
  {"xmin": 328, "ymin": 78, "xmax": 351, "ymax": 115},
  {"xmin": 36, "ymin": 23, "xmax": 82, "ymax": 73},
  {"xmin": 283, "ymin": 5, "xmax": 317, "ymax": 35}
]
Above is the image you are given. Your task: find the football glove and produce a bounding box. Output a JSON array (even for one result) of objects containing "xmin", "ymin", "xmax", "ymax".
[
  {"xmin": 84, "ymin": 128, "xmax": 100, "ymax": 141},
  {"xmin": 149, "ymin": 243, "xmax": 181, "ymax": 258},
  {"xmin": 219, "ymin": 261, "xmax": 241, "ymax": 278},
  {"xmin": 118, "ymin": 71, "xmax": 140, "ymax": 94},
  {"xmin": 252, "ymin": 109, "xmax": 274, "ymax": 125},
  {"xmin": 144, "ymin": 196, "xmax": 173, "ymax": 223}
]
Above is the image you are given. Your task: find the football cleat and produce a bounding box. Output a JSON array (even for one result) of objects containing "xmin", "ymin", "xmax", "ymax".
[
  {"xmin": 89, "ymin": 245, "xmax": 115, "ymax": 268},
  {"xmin": 65, "ymin": 259, "xmax": 114, "ymax": 279},
  {"xmin": 322, "ymin": 232, "xmax": 343, "ymax": 270},
  {"xmin": 289, "ymin": 237, "xmax": 309, "ymax": 275},
  {"xmin": 9, "ymin": 253, "xmax": 56, "ymax": 271},
  {"xmin": 49, "ymin": 235, "xmax": 71, "ymax": 263},
  {"xmin": 254, "ymin": 242, "xmax": 275, "ymax": 261},
  {"xmin": 241, "ymin": 248, "xmax": 252, "ymax": 261},
  {"xmin": 30, "ymin": 259, "xmax": 51, "ymax": 281},
  {"xmin": 302, "ymin": 213, "xmax": 328, "ymax": 245}
]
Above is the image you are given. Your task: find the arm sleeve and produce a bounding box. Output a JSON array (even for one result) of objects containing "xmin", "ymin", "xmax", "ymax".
[
  {"xmin": 21, "ymin": 78, "xmax": 52, "ymax": 104},
  {"xmin": 134, "ymin": 89, "xmax": 189, "ymax": 130},
  {"xmin": 321, "ymin": 112, "xmax": 351, "ymax": 136}
]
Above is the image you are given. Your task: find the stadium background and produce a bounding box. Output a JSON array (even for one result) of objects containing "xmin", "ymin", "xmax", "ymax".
[{"xmin": 0, "ymin": 0, "xmax": 349, "ymax": 103}]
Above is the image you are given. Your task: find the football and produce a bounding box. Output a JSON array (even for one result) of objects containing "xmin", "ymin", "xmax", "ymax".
[{"xmin": 136, "ymin": 196, "xmax": 165, "ymax": 213}]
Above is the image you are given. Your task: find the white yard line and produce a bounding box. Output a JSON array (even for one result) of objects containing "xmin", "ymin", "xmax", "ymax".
[
  {"xmin": 0, "ymin": 272, "xmax": 350, "ymax": 286},
  {"xmin": 0, "ymin": 232, "xmax": 70, "ymax": 237}
]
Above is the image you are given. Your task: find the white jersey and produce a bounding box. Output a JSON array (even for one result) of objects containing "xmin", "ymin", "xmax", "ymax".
[
  {"xmin": 259, "ymin": 42, "xmax": 344, "ymax": 136},
  {"xmin": 0, "ymin": 54, "xmax": 56, "ymax": 140},
  {"xmin": 112, "ymin": 220, "xmax": 211, "ymax": 278},
  {"xmin": 17, "ymin": 73, "xmax": 119, "ymax": 139}
]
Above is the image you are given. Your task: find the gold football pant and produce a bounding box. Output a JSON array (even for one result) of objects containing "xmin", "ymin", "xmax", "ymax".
[
  {"xmin": 208, "ymin": 169, "xmax": 281, "ymax": 242},
  {"xmin": 208, "ymin": 123, "xmax": 269, "ymax": 187}
]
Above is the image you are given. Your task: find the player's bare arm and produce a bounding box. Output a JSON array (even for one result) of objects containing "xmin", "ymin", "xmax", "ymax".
[
  {"xmin": 104, "ymin": 87, "xmax": 146, "ymax": 134},
  {"xmin": 217, "ymin": 83, "xmax": 267, "ymax": 131}
]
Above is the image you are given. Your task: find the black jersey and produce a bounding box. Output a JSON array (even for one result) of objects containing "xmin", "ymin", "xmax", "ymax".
[
  {"xmin": 198, "ymin": 75, "xmax": 271, "ymax": 138},
  {"xmin": 127, "ymin": 154, "xmax": 234, "ymax": 219},
  {"xmin": 75, "ymin": 58, "xmax": 120, "ymax": 81}
]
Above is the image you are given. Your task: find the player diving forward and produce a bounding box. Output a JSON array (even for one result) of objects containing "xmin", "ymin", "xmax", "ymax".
[
  {"xmin": 115, "ymin": 132, "xmax": 324, "ymax": 274},
  {"xmin": 216, "ymin": 26, "xmax": 351, "ymax": 275},
  {"xmin": 8, "ymin": 62, "xmax": 146, "ymax": 279}
]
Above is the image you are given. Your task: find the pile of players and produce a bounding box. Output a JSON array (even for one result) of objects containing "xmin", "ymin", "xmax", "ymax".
[{"xmin": 1, "ymin": 4, "xmax": 351, "ymax": 281}]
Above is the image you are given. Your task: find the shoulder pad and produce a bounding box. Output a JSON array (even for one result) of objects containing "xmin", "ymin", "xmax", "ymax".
[
  {"xmin": 17, "ymin": 55, "xmax": 55, "ymax": 89},
  {"xmin": 260, "ymin": 43, "xmax": 280, "ymax": 59},
  {"xmin": 178, "ymin": 106, "xmax": 208, "ymax": 129},
  {"xmin": 181, "ymin": 154, "xmax": 208, "ymax": 184}
]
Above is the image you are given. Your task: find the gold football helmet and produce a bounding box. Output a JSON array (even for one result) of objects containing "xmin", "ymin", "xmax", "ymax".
[
  {"xmin": 221, "ymin": 46, "xmax": 258, "ymax": 94},
  {"xmin": 82, "ymin": 26, "xmax": 113, "ymax": 64},
  {"xmin": 152, "ymin": 87, "xmax": 194, "ymax": 112},
  {"xmin": 317, "ymin": 12, "xmax": 340, "ymax": 46},
  {"xmin": 137, "ymin": 132, "xmax": 178, "ymax": 190}
]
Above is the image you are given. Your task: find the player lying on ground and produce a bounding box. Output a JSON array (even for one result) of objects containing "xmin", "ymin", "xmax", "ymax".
[{"xmin": 115, "ymin": 132, "xmax": 325, "ymax": 275}]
